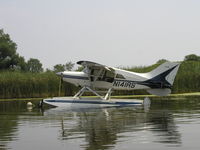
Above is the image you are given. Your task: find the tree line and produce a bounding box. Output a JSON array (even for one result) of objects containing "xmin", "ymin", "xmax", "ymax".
[
  {"xmin": 0, "ymin": 29, "xmax": 75, "ymax": 73},
  {"xmin": 0, "ymin": 29, "xmax": 78, "ymax": 98},
  {"xmin": 1, "ymin": 29, "xmax": 200, "ymax": 98}
]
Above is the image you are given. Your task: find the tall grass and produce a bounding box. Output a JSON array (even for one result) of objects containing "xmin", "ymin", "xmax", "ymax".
[
  {"xmin": 173, "ymin": 61, "xmax": 200, "ymax": 93},
  {"xmin": 0, "ymin": 71, "xmax": 77, "ymax": 99}
]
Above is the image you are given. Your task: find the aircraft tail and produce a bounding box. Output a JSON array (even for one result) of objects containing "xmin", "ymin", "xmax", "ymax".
[{"xmin": 143, "ymin": 62, "xmax": 180, "ymax": 96}]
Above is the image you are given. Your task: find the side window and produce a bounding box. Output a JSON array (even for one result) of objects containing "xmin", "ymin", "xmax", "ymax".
[
  {"xmin": 116, "ymin": 74, "xmax": 125, "ymax": 79},
  {"xmin": 91, "ymin": 69, "xmax": 99, "ymax": 76},
  {"xmin": 90, "ymin": 69, "xmax": 104, "ymax": 81},
  {"xmin": 103, "ymin": 71, "xmax": 115, "ymax": 83}
]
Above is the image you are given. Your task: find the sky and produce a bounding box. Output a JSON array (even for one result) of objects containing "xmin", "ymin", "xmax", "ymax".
[{"xmin": 1, "ymin": 0, "xmax": 200, "ymax": 69}]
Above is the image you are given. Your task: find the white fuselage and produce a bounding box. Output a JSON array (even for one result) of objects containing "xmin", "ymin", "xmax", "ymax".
[{"xmin": 62, "ymin": 68, "xmax": 150, "ymax": 90}]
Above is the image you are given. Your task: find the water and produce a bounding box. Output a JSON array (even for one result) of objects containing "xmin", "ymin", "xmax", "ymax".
[{"xmin": 1, "ymin": 97, "xmax": 200, "ymax": 150}]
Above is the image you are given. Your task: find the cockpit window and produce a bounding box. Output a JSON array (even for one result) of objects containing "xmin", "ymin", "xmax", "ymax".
[
  {"xmin": 89, "ymin": 69, "xmax": 115, "ymax": 83},
  {"xmin": 103, "ymin": 71, "xmax": 114, "ymax": 83},
  {"xmin": 116, "ymin": 74, "xmax": 125, "ymax": 79}
]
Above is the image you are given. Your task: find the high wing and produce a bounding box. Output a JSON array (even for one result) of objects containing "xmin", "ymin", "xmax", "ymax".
[
  {"xmin": 77, "ymin": 61, "xmax": 115, "ymax": 83},
  {"xmin": 77, "ymin": 61, "xmax": 114, "ymax": 71}
]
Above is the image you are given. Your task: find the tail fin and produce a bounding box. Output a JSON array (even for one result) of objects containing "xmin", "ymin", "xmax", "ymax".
[
  {"xmin": 147, "ymin": 62, "xmax": 180, "ymax": 85},
  {"xmin": 144, "ymin": 62, "xmax": 180, "ymax": 96}
]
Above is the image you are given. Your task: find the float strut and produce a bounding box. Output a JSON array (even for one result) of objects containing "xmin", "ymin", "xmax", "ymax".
[{"xmin": 104, "ymin": 88, "xmax": 112, "ymax": 100}]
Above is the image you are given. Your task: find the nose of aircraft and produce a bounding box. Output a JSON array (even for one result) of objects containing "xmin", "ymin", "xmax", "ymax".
[{"xmin": 56, "ymin": 72, "xmax": 63, "ymax": 76}]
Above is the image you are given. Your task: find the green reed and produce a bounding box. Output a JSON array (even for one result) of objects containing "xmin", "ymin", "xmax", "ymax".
[{"xmin": 0, "ymin": 71, "xmax": 77, "ymax": 99}]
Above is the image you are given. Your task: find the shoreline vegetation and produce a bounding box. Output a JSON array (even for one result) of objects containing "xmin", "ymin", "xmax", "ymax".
[{"xmin": 0, "ymin": 92, "xmax": 200, "ymax": 102}]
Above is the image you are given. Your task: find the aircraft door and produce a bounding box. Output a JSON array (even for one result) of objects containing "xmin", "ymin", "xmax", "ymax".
[{"xmin": 90, "ymin": 69, "xmax": 102, "ymax": 82}]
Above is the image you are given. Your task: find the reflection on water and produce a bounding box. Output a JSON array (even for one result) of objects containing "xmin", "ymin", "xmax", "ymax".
[
  {"xmin": 0, "ymin": 97, "xmax": 200, "ymax": 150},
  {"xmin": 57, "ymin": 107, "xmax": 147, "ymax": 150},
  {"xmin": 53, "ymin": 106, "xmax": 181, "ymax": 150}
]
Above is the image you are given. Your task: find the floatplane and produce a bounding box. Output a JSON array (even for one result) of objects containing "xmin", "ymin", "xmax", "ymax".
[{"xmin": 43, "ymin": 61, "xmax": 180, "ymax": 107}]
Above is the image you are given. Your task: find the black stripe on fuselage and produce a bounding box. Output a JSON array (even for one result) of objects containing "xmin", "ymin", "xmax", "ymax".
[
  {"xmin": 63, "ymin": 75, "xmax": 89, "ymax": 80},
  {"xmin": 62, "ymin": 75, "xmax": 142, "ymax": 88}
]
